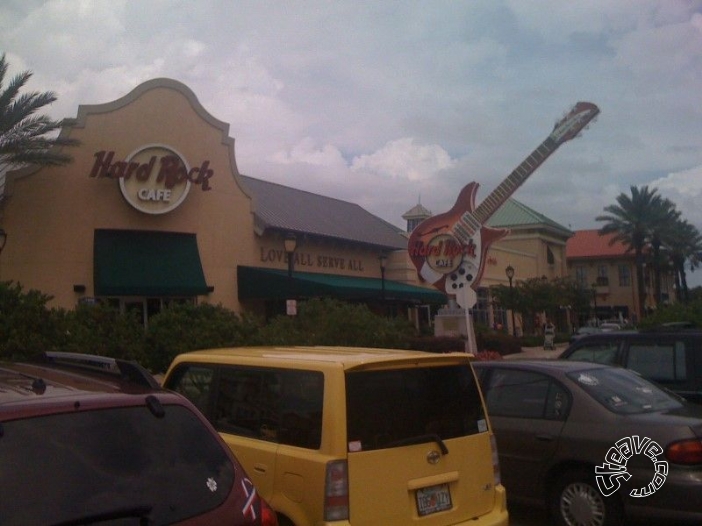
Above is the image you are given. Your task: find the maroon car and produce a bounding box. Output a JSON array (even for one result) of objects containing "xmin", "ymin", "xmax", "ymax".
[{"xmin": 0, "ymin": 352, "xmax": 277, "ymax": 526}]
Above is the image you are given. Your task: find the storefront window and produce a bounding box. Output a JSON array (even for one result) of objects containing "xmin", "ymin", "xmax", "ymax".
[{"xmin": 105, "ymin": 297, "xmax": 195, "ymax": 328}]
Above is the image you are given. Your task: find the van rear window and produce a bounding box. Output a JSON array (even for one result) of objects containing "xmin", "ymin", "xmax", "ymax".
[{"xmin": 345, "ymin": 364, "xmax": 486, "ymax": 452}]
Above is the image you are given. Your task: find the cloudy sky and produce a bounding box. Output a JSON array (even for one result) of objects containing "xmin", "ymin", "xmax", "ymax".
[{"xmin": 2, "ymin": 2, "xmax": 702, "ymax": 248}]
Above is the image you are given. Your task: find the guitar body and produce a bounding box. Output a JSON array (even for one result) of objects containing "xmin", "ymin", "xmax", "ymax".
[
  {"xmin": 407, "ymin": 101, "xmax": 599, "ymax": 310},
  {"xmin": 408, "ymin": 181, "xmax": 509, "ymax": 304}
]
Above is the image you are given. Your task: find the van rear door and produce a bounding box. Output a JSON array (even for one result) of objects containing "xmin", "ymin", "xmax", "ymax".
[{"xmin": 345, "ymin": 362, "xmax": 500, "ymax": 524}]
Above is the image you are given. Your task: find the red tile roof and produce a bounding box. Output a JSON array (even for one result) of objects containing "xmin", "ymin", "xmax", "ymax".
[{"xmin": 566, "ymin": 229, "xmax": 633, "ymax": 259}]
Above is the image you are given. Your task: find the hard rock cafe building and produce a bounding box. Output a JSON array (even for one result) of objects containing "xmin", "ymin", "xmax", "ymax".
[{"xmin": 0, "ymin": 78, "xmax": 571, "ymax": 334}]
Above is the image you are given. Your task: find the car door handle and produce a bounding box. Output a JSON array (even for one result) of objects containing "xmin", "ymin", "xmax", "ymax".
[
  {"xmin": 536, "ymin": 434, "xmax": 554, "ymax": 442},
  {"xmin": 253, "ymin": 463, "xmax": 268, "ymax": 474}
]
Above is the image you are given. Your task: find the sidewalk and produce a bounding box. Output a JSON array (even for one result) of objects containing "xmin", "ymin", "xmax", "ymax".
[{"xmin": 503, "ymin": 342, "xmax": 567, "ymax": 360}]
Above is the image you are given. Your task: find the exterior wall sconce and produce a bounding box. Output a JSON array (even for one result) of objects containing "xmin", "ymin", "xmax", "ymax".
[
  {"xmin": 0, "ymin": 228, "xmax": 7, "ymax": 255},
  {"xmin": 284, "ymin": 233, "xmax": 297, "ymax": 278}
]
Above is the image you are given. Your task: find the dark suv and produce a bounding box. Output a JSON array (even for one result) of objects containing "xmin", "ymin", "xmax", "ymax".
[
  {"xmin": 559, "ymin": 329, "xmax": 702, "ymax": 404},
  {"xmin": 0, "ymin": 352, "xmax": 277, "ymax": 526}
]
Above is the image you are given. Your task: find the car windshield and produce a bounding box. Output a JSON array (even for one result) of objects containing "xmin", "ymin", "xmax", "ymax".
[
  {"xmin": 345, "ymin": 364, "xmax": 486, "ymax": 452},
  {"xmin": 567, "ymin": 367, "xmax": 682, "ymax": 415},
  {"xmin": 0, "ymin": 404, "xmax": 235, "ymax": 526}
]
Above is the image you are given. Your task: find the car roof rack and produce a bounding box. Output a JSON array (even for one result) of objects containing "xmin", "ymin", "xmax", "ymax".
[{"xmin": 43, "ymin": 352, "xmax": 160, "ymax": 389}]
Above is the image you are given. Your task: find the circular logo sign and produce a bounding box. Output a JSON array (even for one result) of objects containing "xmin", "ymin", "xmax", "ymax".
[
  {"xmin": 425, "ymin": 234, "xmax": 464, "ymax": 275},
  {"xmin": 119, "ymin": 144, "xmax": 192, "ymax": 215}
]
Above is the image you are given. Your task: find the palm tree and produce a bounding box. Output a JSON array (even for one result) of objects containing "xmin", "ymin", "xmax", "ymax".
[
  {"xmin": 0, "ymin": 53, "xmax": 78, "ymax": 175},
  {"xmin": 665, "ymin": 218, "xmax": 702, "ymax": 302},
  {"xmin": 648, "ymin": 197, "xmax": 680, "ymax": 305},
  {"xmin": 596, "ymin": 186, "xmax": 665, "ymax": 320}
]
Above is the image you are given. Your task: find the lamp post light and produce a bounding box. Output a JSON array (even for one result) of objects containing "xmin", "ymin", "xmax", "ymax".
[
  {"xmin": 591, "ymin": 283, "xmax": 598, "ymax": 324},
  {"xmin": 379, "ymin": 254, "xmax": 388, "ymax": 301},
  {"xmin": 505, "ymin": 265, "xmax": 516, "ymax": 337},
  {"xmin": 284, "ymin": 233, "xmax": 297, "ymax": 315}
]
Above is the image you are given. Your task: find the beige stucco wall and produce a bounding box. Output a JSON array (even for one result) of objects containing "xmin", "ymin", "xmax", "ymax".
[
  {"xmin": 0, "ymin": 79, "xmax": 257, "ymax": 310},
  {"xmin": 482, "ymin": 230, "xmax": 569, "ymax": 287},
  {"xmin": 0, "ymin": 78, "xmax": 571, "ymax": 319}
]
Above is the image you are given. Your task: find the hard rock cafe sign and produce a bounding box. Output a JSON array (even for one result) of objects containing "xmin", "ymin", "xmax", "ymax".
[
  {"xmin": 408, "ymin": 101, "xmax": 600, "ymax": 309},
  {"xmin": 88, "ymin": 144, "xmax": 214, "ymax": 214}
]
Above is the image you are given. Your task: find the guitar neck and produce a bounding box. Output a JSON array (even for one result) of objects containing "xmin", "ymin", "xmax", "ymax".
[
  {"xmin": 473, "ymin": 137, "xmax": 557, "ymax": 223},
  {"xmin": 452, "ymin": 137, "xmax": 557, "ymax": 243}
]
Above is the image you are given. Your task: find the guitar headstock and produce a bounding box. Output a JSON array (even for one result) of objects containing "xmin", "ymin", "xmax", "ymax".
[{"xmin": 550, "ymin": 101, "xmax": 600, "ymax": 145}]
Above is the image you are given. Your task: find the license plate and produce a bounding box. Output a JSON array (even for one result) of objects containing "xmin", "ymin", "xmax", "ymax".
[{"xmin": 416, "ymin": 483, "xmax": 452, "ymax": 516}]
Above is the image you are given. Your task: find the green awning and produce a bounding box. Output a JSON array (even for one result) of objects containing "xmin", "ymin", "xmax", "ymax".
[
  {"xmin": 94, "ymin": 229, "xmax": 209, "ymax": 296},
  {"xmin": 238, "ymin": 266, "xmax": 447, "ymax": 304}
]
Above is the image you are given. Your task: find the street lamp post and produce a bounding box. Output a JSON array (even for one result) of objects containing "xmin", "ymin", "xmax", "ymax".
[
  {"xmin": 505, "ymin": 265, "xmax": 516, "ymax": 337},
  {"xmin": 591, "ymin": 283, "xmax": 598, "ymax": 324},
  {"xmin": 284, "ymin": 233, "xmax": 297, "ymax": 315},
  {"xmin": 379, "ymin": 254, "xmax": 388, "ymax": 301}
]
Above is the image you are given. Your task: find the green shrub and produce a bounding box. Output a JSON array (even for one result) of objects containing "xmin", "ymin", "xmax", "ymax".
[
  {"xmin": 0, "ymin": 281, "xmax": 63, "ymax": 360},
  {"xmin": 145, "ymin": 303, "xmax": 262, "ymax": 373},
  {"xmin": 477, "ymin": 330, "xmax": 522, "ymax": 356},
  {"xmin": 57, "ymin": 303, "xmax": 147, "ymax": 363},
  {"xmin": 638, "ymin": 300, "xmax": 702, "ymax": 329},
  {"xmin": 258, "ymin": 298, "xmax": 415, "ymax": 349},
  {"xmin": 473, "ymin": 350, "xmax": 503, "ymax": 361},
  {"xmin": 407, "ymin": 336, "xmax": 465, "ymax": 353}
]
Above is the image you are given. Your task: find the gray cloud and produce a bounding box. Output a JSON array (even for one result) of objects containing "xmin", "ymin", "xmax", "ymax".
[{"xmin": 3, "ymin": 0, "xmax": 702, "ymax": 281}]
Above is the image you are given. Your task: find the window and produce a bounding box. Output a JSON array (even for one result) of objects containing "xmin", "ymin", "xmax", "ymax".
[
  {"xmin": 597, "ymin": 265, "xmax": 608, "ymax": 280},
  {"xmin": 169, "ymin": 364, "xmax": 324, "ymax": 449},
  {"xmin": 566, "ymin": 342, "xmax": 620, "ymax": 365},
  {"xmin": 575, "ymin": 267, "xmax": 587, "ymax": 288},
  {"xmin": 482, "ymin": 369, "xmax": 570, "ymax": 420},
  {"xmin": 568, "ymin": 367, "xmax": 680, "ymax": 414},
  {"xmin": 618, "ymin": 264, "xmax": 631, "ymax": 287},
  {"xmin": 626, "ymin": 342, "xmax": 687, "ymax": 382},
  {"xmin": 547, "ymin": 246, "xmax": 555, "ymax": 265},
  {"xmin": 169, "ymin": 365, "xmax": 214, "ymax": 415},
  {"xmin": 0, "ymin": 406, "xmax": 234, "ymax": 526},
  {"xmin": 345, "ymin": 365, "xmax": 486, "ymax": 451}
]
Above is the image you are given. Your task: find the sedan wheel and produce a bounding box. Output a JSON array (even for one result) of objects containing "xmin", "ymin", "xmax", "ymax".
[{"xmin": 551, "ymin": 469, "xmax": 623, "ymax": 526}]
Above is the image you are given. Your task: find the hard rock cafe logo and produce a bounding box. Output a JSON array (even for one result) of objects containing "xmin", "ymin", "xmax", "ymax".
[
  {"xmin": 409, "ymin": 234, "xmax": 477, "ymax": 275},
  {"xmin": 89, "ymin": 145, "xmax": 213, "ymax": 215}
]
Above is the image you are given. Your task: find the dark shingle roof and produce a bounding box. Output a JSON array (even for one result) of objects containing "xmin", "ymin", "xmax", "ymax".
[{"xmin": 239, "ymin": 175, "xmax": 408, "ymax": 250}]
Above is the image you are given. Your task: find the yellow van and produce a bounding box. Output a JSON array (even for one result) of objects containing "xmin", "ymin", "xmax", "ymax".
[{"xmin": 163, "ymin": 347, "xmax": 508, "ymax": 526}]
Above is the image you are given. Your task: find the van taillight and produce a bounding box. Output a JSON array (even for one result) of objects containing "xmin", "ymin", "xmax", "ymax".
[
  {"xmin": 490, "ymin": 434, "xmax": 502, "ymax": 486},
  {"xmin": 324, "ymin": 460, "xmax": 349, "ymax": 521},
  {"xmin": 665, "ymin": 439, "xmax": 702, "ymax": 465}
]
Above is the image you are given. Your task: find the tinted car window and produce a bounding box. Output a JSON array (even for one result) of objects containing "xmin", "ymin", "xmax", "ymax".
[
  {"xmin": 169, "ymin": 364, "xmax": 324, "ymax": 449},
  {"xmin": 568, "ymin": 367, "xmax": 681, "ymax": 414},
  {"xmin": 481, "ymin": 369, "xmax": 570, "ymax": 420},
  {"xmin": 567, "ymin": 341, "xmax": 619, "ymax": 364},
  {"xmin": 626, "ymin": 341, "xmax": 687, "ymax": 382},
  {"xmin": 0, "ymin": 405, "xmax": 235, "ymax": 526},
  {"xmin": 345, "ymin": 365, "xmax": 486, "ymax": 452}
]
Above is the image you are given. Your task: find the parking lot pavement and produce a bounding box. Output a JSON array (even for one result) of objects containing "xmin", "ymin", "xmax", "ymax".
[{"xmin": 503, "ymin": 343, "xmax": 567, "ymax": 360}]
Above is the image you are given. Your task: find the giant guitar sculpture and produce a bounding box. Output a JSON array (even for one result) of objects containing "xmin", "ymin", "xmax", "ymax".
[{"xmin": 408, "ymin": 102, "xmax": 600, "ymax": 312}]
